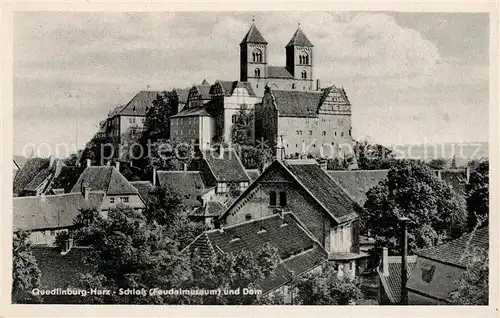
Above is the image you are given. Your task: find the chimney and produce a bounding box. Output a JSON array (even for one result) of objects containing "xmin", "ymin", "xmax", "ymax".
[
  {"xmin": 86, "ymin": 159, "xmax": 91, "ymax": 167},
  {"xmin": 106, "ymin": 161, "xmax": 111, "ymax": 166},
  {"xmin": 183, "ymin": 162, "xmax": 187, "ymax": 172},
  {"xmin": 152, "ymin": 168, "xmax": 157, "ymax": 186},
  {"xmin": 318, "ymin": 159, "xmax": 327, "ymax": 171},
  {"xmin": 399, "ymin": 217, "xmax": 410, "ymax": 305},
  {"xmin": 83, "ymin": 186, "xmax": 91, "ymax": 200},
  {"xmin": 39, "ymin": 192, "xmax": 46, "ymax": 202},
  {"xmin": 316, "ymin": 79, "xmax": 321, "ymax": 91},
  {"xmin": 115, "ymin": 161, "xmax": 120, "ymax": 171},
  {"xmin": 382, "ymin": 247, "xmax": 389, "ymax": 276},
  {"xmin": 466, "ymin": 167, "xmax": 470, "ymax": 183}
]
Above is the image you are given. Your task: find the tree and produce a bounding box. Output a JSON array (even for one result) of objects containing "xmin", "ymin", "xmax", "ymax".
[
  {"xmin": 427, "ymin": 158, "xmax": 449, "ymax": 170},
  {"xmin": 450, "ymin": 245, "xmax": 488, "ymax": 305},
  {"xmin": 231, "ymin": 104, "xmax": 254, "ymax": 146},
  {"xmin": 354, "ymin": 140, "xmax": 396, "ymax": 170},
  {"xmin": 142, "ymin": 92, "xmax": 175, "ymax": 142},
  {"xmin": 293, "ymin": 264, "xmax": 362, "ymax": 305},
  {"xmin": 466, "ymin": 160, "xmax": 489, "ymax": 229},
  {"xmin": 363, "ymin": 160, "xmax": 467, "ymax": 254},
  {"xmin": 12, "ymin": 230, "xmax": 42, "ymax": 304},
  {"xmin": 73, "ymin": 205, "xmax": 191, "ymax": 304},
  {"xmin": 238, "ymin": 145, "xmax": 272, "ymax": 171},
  {"xmin": 188, "ymin": 242, "xmax": 280, "ymax": 304}
]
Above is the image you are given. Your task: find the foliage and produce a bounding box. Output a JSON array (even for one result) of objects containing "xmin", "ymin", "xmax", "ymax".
[
  {"xmin": 238, "ymin": 145, "xmax": 272, "ymax": 170},
  {"xmin": 54, "ymin": 231, "xmax": 70, "ymax": 252},
  {"xmin": 293, "ymin": 264, "xmax": 362, "ymax": 305},
  {"xmin": 12, "ymin": 230, "xmax": 42, "ymax": 304},
  {"xmin": 354, "ymin": 140, "xmax": 396, "ymax": 170},
  {"xmin": 231, "ymin": 104, "xmax": 254, "ymax": 146},
  {"xmin": 228, "ymin": 182, "xmax": 242, "ymax": 198},
  {"xmin": 73, "ymin": 205, "xmax": 191, "ymax": 304},
  {"xmin": 362, "ymin": 160, "xmax": 467, "ymax": 254},
  {"xmin": 327, "ymin": 157, "xmax": 349, "ymax": 170},
  {"xmin": 466, "ymin": 160, "xmax": 489, "ymax": 230},
  {"xmin": 450, "ymin": 245, "xmax": 489, "ymax": 305},
  {"xmin": 142, "ymin": 92, "xmax": 177, "ymax": 142},
  {"xmin": 188, "ymin": 242, "xmax": 280, "ymax": 304},
  {"xmin": 427, "ymin": 158, "xmax": 449, "ymax": 170}
]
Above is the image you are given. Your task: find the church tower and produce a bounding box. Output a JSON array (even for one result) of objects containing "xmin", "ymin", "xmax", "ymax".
[
  {"xmin": 240, "ymin": 23, "xmax": 268, "ymax": 88},
  {"xmin": 285, "ymin": 26, "xmax": 314, "ymax": 86}
]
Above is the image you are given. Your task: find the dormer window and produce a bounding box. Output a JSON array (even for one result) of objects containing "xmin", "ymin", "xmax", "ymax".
[
  {"xmin": 421, "ymin": 263, "xmax": 436, "ymax": 283},
  {"xmin": 230, "ymin": 236, "xmax": 241, "ymax": 243},
  {"xmin": 257, "ymin": 227, "xmax": 267, "ymax": 234}
]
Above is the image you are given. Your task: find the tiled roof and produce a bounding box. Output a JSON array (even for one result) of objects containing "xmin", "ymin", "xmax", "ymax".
[
  {"xmin": 378, "ymin": 256, "xmax": 418, "ymax": 304},
  {"xmin": 415, "ymin": 226, "xmax": 489, "ymax": 268},
  {"xmin": 119, "ymin": 91, "xmax": 165, "ymax": 116},
  {"xmin": 190, "ymin": 201, "xmax": 226, "ymax": 217},
  {"xmin": 286, "ymin": 27, "xmax": 314, "ymax": 48},
  {"xmin": 170, "ymin": 105, "xmax": 212, "ymax": 118},
  {"xmin": 283, "ymin": 160, "xmax": 360, "ymax": 223},
  {"xmin": 71, "ymin": 166, "xmax": 139, "ymax": 196},
  {"xmin": 327, "ymin": 170, "xmax": 389, "ymax": 205},
  {"xmin": 32, "ymin": 246, "xmax": 91, "ymax": 289},
  {"xmin": 13, "ymin": 155, "xmax": 27, "ymax": 169},
  {"xmin": 185, "ymin": 213, "xmax": 328, "ymax": 294},
  {"xmin": 13, "ymin": 192, "xmax": 105, "ymax": 231},
  {"xmin": 192, "ymin": 84, "xmax": 212, "ymax": 101},
  {"xmin": 130, "ymin": 181, "xmax": 155, "ymax": 205},
  {"xmin": 213, "ymin": 80, "xmax": 256, "ymax": 97},
  {"xmin": 24, "ymin": 167, "xmax": 53, "ymax": 192},
  {"xmin": 246, "ymin": 169, "xmax": 260, "ymax": 181},
  {"xmin": 156, "ymin": 171, "xmax": 207, "ymax": 208},
  {"xmin": 175, "ymin": 88, "xmax": 191, "ymax": 105},
  {"xmin": 267, "ymin": 66, "xmax": 294, "ymax": 79},
  {"xmin": 202, "ymin": 148, "xmax": 251, "ymax": 182},
  {"xmin": 13, "ymin": 157, "xmax": 51, "ymax": 194},
  {"xmin": 49, "ymin": 166, "xmax": 86, "ymax": 193},
  {"xmin": 240, "ymin": 23, "xmax": 268, "ymax": 44},
  {"xmin": 436, "ymin": 169, "xmax": 468, "ymax": 197},
  {"xmin": 271, "ymin": 90, "xmax": 323, "ymax": 117}
]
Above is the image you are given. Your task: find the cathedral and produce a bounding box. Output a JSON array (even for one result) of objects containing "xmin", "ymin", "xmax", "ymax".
[{"xmin": 240, "ymin": 23, "xmax": 320, "ymax": 97}]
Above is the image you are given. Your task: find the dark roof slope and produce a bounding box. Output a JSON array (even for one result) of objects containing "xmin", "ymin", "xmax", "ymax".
[
  {"xmin": 190, "ymin": 201, "xmax": 226, "ymax": 217},
  {"xmin": 286, "ymin": 27, "xmax": 314, "ymax": 47},
  {"xmin": 267, "ymin": 66, "xmax": 294, "ymax": 79},
  {"xmin": 13, "ymin": 192, "xmax": 104, "ymax": 230},
  {"xmin": 272, "ymin": 90, "xmax": 322, "ymax": 117},
  {"xmin": 378, "ymin": 256, "xmax": 418, "ymax": 304},
  {"xmin": 284, "ymin": 160, "xmax": 359, "ymax": 223},
  {"xmin": 119, "ymin": 91, "xmax": 164, "ymax": 116},
  {"xmin": 415, "ymin": 226, "xmax": 489, "ymax": 268},
  {"xmin": 71, "ymin": 166, "xmax": 138, "ymax": 195},
  {"xmin": 48, "ymin": 166, "xmax": 86, "ymax": 193},
  {"xmin": 13, "ymin": 157, "xmax": 51, "ymax": 193},
  {"xmin": 213, "ymin": 80, "xmax": 256, "ymax": 97},
  {"xmin": 156, "ymin": 171, "xmax": 207, "ymax": 208},
  {"xmin": 202, "ymin": 149, "xmax": 251, "ymax": 182},
  {"xmin": 130, "ymin": 181, "xmax": 155, "ymax": 205},
  {"xmin": 186, "ymin": 213, "xmax": 327, "ymax": 294},
  {"xmin": 240, "ymin": 23, "xmax": 268, "ymax": 44},
  {"xmin": 24, "ymin": 167, "xmax": 53, "ymax": 192},
  {"xmin": 328, "ymin": 170, "xmax": 389, "ymax": 205}
]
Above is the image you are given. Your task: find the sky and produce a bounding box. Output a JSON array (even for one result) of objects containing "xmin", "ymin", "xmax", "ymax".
[{"xmin": 13, "ymin": 11, "xmax": 489, "ymax": 157}]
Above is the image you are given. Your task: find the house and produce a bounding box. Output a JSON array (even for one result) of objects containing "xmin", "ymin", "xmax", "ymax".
[
  {"xmin": 184, "ymin": 212, "xmax": 328, "ymax": 302},
  {"xmin": 70, "ymin": 163, "xmax": 146, "ymax": 212},
  {"xmin": 327, "ymin": 170, "xmax": 389, "ymax": 206},
  {"xmin": 13, "ymin": 157, "xmax": 65, "ymax": 197},
  {"xmin": 406, "ymin": 226, "xmax": 489, "ymax": 305},
  {"xmin": 218, "ymin": 159, "xmax": 365, "ymax": 275},
  {"xmin": 130, "ymin": 181, "xmax": 155, "ymax": 206},
  {"xmin": 377, "ymin": 247, "xmax": 418, "ymax": 305},
  {"xmin": 255, "ymin": 85, "xmax": 354, "ymax": 159},
  {"xmin": 47, "ymin": 165, "xmax": 87, "ymax": 194},
  {"xmin": 13, "ymin": 192, "xmax": 105, "ymax": 246},
  {"xmin": 200, "ymin": 148, "xmax": 251, "ymax": 195},
  {"xmin": 155, "ymin": 170, "xmax": 215, "ymax": 211},
  {"xmin": 189, "ymin": 201, "xmax": 226, "ymax": 228}
]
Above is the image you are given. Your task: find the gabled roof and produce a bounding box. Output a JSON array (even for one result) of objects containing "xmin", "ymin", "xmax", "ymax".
[
  {"xmin": 49, "ymin": 166, "xmax": 86, "ymax": 193},
  {"xmin": 156, "ymin": 171, "xmax": 208, "ymax": 208},
  {"xmin": 267, "ymin": 66, "xmax": 294, "ymax": 79},
  {"xmin": 13, "ymin": 192, "xmax": 105, "ymax": 231},
  {"xmin": 212, "ymin": 80, "xmax": 256, "ymax": 97},
  {"xmin": 118, "ymin": 91, "xmax": 165, "ymax": 116},
  {"xmin": 240, "ymin": 23, "xmax": 268, "ymax": 45},
  {"xmin": 378, "ymin": 256, "xmax": 418, "ymax": 304},
  {"xmin": 246, "ymin": 169, "xmax": 260, "ymax": 181},
  {"xmin": 201, "ymin": 148, "xmax": 251, "ymax": 183},
  {"xmin": 175, "ymin": 88, "xmax": 191, "ymax": 105},
  {"xmin": 283, "ymin": 160, "xmax": 360, "ymax": 223},
  {"xmin": 271, "ymin": 90, "xmax": 323, "ymax": 118},
  {"xmin": 170, "ymin": 105, "xmax": 212, "ymax": 118},
  {"xmin": 13, "ymin": 157, "xmax": 51, "ymax": 194},
  {"xmin": 327, "ymin": 170, "xmax": 389, "ymax": 206},
  {"xmin": 70, "ymin": 166, "xmax": 139, "ymax": 196},
  {"xmin": 130, "ymin": 181, "xmax": 155, "ymax": 205},
  {"xmin": 185, "ymin": 213, "xmax": 328, "ymax": 294},
  {"xmin": 415, "ymin": 226, "xmax": 489, "ymax": 268},
  {"xmin": 286, "ymin": 27, "xmax": 313, "ymax": 48}
]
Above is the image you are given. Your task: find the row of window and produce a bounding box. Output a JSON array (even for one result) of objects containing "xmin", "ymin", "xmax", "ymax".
[
  {"xmin": 128, "ymin": 118, "xmax": 146, "ymax": 124},
  {"xmin": 269, "ymin": 191, "xmax": 287, "ymax": 207},
  {"xmin": 109, "ymin": 197, "xmax": 130, "ymax": 204},
  {"xmin": 173, "ymin": 118, "xmax": 197, "ymax": 125},
  {"xmin": 173, "ymin": 128, "xmax": 197, "ymax": 136},
  {"xmin": 253, "ymin": 68, "xmax": 307, "ymax": 79},
  {"xmin": 216, "ymin": 182, "xmax": 250, "ymax": 194},
  {"xmin": 296, "ymin": 130, "xmax": 347, "ymax": 137}
]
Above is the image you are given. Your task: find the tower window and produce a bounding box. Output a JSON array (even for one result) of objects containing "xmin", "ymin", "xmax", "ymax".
[
  {"xmin": 252, "ymin": 48, "xmax": 263, "ymax": 63},
  {"xmin": 299, "ymin": 52, "xmax": 309, "ymax": 65},
  {"xmin": 301, "ymin": 70, "xmax": 307, "ymax": 79},
  {"xmin": 255, "ymin": 68, "xmax": 261, "ymax": 78}
]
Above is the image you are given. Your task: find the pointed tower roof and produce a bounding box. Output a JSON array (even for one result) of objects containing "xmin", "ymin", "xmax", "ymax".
[
  {"xmin": 240, "ymin": 23, "xmax": 268, "ymax": 45},
  {"xmin": 286, "ymin": 27, "xmax": 313, "ymax": 48}
]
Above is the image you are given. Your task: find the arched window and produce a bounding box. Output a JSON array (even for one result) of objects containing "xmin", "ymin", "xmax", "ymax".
[
  {"xmin": 300, "ymin": 52, "xmax": 309, "ymax": 65},
  {"xmin": 301, "ymin": 70, "xmax": 307, "ymax": 79},
  {"xmin": 254, "ymin": 68, "xmax": 261, "ymax": 78},
  {"xmin": 253, "ymin": 48, "xmax": 263, "ymax": 62}
]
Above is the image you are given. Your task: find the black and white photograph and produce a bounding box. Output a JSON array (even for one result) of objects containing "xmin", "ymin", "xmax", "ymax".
[{"xmin": 6, "ymin": 5, "xmax": 496, "ymax": 313}]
